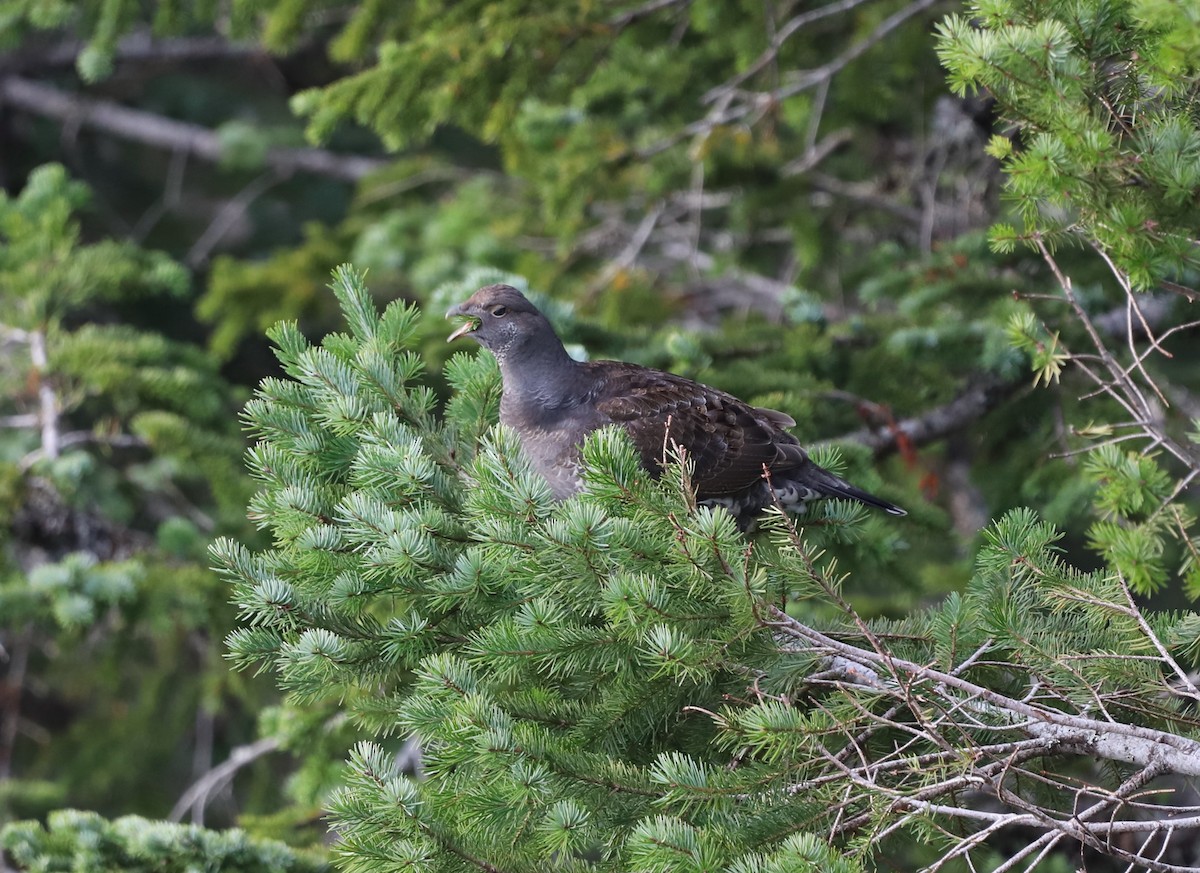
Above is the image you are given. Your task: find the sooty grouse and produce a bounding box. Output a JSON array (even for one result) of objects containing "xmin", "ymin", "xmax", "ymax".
[{"xmin": 447, "ymin": 284, "xmax": 905, "ymax": 526}]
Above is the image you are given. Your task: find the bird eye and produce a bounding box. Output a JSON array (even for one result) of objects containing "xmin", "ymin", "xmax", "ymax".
[{"xmin": 491, "ymin": 305, "xmax": 508, "ymax": 317}]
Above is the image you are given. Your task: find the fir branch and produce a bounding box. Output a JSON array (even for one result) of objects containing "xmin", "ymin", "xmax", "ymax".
[
  {"xmin": 830, "ymin": 375, "xmax": 1022, "ymax": 457},
  {"xmin": 0, "ymin": 77, "xmax": 389, "ymax": 182},
  {"xmin": 763, "ymin": 606, "xmax": 1200, "ymax": 776},
  {"xmin": 0, "ymin": 33, "xmax": 262, "ymax": 74}
]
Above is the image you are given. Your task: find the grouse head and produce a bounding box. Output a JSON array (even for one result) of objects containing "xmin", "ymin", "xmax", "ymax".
[{"xmin": 446, "ymin": 284, "xmax": 559, "ymax": 364}]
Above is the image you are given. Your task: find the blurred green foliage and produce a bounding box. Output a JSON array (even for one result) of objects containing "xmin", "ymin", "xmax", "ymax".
[{"xmin": 1, "ymin": 810, "xmax": 328, "ymax": 873}]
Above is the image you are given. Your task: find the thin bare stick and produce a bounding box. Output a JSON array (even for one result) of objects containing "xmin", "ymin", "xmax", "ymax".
[
  {"xmin": 169, "ymin": 736, "xmax": 281, "ymax": 824},
  {"xmin": 701, "ymin": 0, "xmax": 877, "ymax": 102},
  {"xmin": 1115, "ymin": 572, "xmax": 1200, "ymax": 701},
  {"xmin": 28, "ymin": 330, "xmax": 58, "ymax": 460},
  {"xmin": 186, "ymin": 169, "xmax": 286, "ymax": 266}
]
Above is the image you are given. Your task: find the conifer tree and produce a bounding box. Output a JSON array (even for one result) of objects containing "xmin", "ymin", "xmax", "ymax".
[
  {"xmin": 0, "ymin": 166, "xmax": 312, "ymax": 856},
  {"xmin": 214, "ymin": 266, "xmax": 1200, "ymax": 872},
  {"xmin": 938, "ymin": 0, "xmax": 1200, "ymax": 601}
]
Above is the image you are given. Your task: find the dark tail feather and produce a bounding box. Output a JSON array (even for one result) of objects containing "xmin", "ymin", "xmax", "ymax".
[{"xmin": 811, "ymin": 467, "xmax": 907, "ymax": 516}]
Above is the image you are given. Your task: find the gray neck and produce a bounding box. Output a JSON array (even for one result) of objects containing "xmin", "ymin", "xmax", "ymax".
[{"xmin": 495, "ymin": 329, "xmax": 582, "ymax": 410}]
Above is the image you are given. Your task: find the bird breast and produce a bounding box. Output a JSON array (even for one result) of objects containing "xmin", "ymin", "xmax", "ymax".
[{"xmin": 500, "ymin": 395, "xmax": 598, "ymax": 499}]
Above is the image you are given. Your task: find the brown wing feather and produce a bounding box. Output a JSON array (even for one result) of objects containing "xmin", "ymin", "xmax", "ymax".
[{"xmin": 584, "ymin": 361, "xmax": 806, "ymax": 496}]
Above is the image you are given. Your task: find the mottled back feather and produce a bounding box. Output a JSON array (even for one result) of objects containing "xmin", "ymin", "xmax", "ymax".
[{"xmin": 584, "ymin": 362, "xmax": 807, "ymax": 496}]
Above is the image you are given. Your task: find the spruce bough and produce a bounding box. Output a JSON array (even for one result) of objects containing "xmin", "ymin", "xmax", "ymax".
[{"xmin": 216, "ymin": 266, "xmax": 1200, "ymax": 872}]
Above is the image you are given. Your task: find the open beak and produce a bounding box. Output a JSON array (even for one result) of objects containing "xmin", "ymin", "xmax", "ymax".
[{"xmin": 445, "ymin": 304, "xmax": 480, "ymax": 343}]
